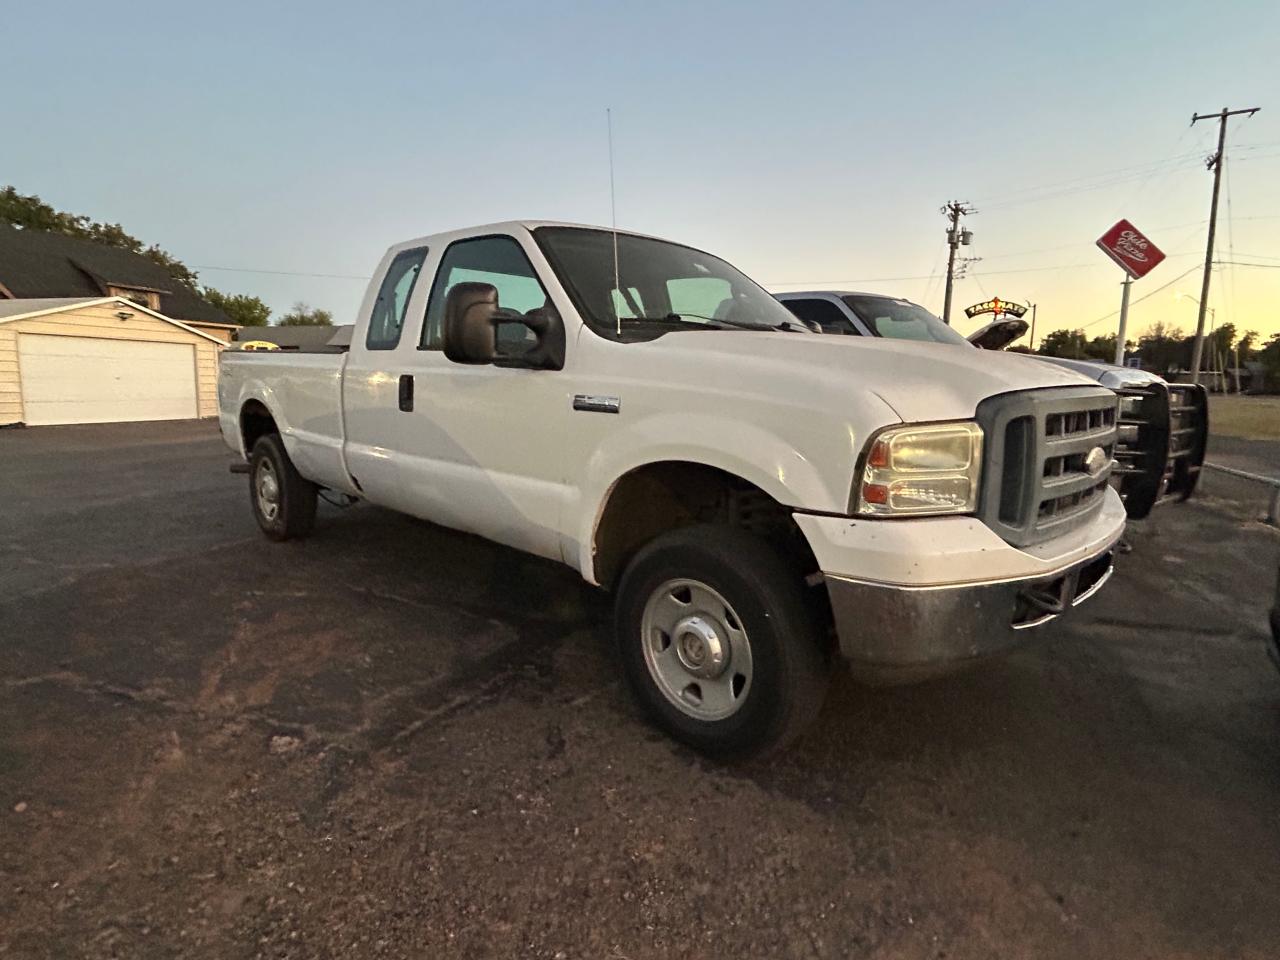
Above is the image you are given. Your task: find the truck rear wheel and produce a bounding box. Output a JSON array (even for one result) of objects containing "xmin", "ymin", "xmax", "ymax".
[
  {"xmin": 615, "ymin": 525, "xmax": 830, "ymax": 760},
  {"xmin": 249, "ymin": 434, "xmax": 317, "ymax": 541}
]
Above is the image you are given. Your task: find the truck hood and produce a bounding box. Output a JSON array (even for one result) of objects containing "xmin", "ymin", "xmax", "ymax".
[
  {"xmin": 967, "ymin": 317, "xmax": 1029, "ymax": 350},
  {"xmin": 645, "ymin": 330, "xmax": 1104, "ymax": 422},
  {"xmin": 1032, "ymin": 355, "xmax": 1165, "ymax": 389}
]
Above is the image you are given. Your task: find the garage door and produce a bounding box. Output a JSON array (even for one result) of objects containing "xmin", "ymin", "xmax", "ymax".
[{"xmin": 18, "ymin": 334, "xmax": 198, "ymax": 425}]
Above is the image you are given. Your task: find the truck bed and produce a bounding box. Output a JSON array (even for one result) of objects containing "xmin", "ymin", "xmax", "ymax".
[{"xmin": 218, "ymin": 350, "xmax": 350, "ymax": 490}]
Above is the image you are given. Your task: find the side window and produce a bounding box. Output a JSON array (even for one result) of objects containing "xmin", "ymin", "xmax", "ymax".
[
  {"xmin": 780, "ymin": 298, "xmax": 859, "ymax": 334},
  {"xmin": 421, "ymin": 235, "xmax": 550, "ymax": 350},
  {"xmin": 667, "ymin": 277, "xmax": 732, "ymax": 320},
  {"xmin": 366, "ymin": 247, "xmax": 428, "ymax": 350}
]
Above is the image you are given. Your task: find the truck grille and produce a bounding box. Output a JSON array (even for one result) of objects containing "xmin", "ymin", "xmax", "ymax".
[
  {"xmin": 1112, "ymin": 381, "xmax": 1208, "ymax": 518},
  {"xmin": 976, "ymin": 386, "xmax": 1119, "ymax": 547}
]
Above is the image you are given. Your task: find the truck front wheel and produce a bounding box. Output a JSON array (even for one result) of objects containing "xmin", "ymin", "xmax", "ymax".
[
  {"xmin": 249, "ymin": 434, "xmax": 317, "ymax": 541},
  {"xmin": 615, "ymin": 525, "xmax": 830, "ymax": 759}
]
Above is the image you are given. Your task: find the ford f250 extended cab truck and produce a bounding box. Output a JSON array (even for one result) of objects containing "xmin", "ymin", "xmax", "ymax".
[
  {"xmin": 776, "ymin": 290, "xmax": 1208, "ymax": 520},
  {"xmin": 220, "ymin": 222, "xmax": 1126, "ymax": 758}
]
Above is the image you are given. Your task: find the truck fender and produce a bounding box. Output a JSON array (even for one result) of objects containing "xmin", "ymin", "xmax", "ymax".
[{"xmin": 573, "ymin": 411, "xmax": 849, "ymax": 583}]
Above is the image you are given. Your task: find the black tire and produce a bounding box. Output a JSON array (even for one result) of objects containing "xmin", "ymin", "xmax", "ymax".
[
  {"xmin": 249, "ymin": 434, "xmax": 317, "ymax": 541},
  {"xmin": 615, "ymin": 524, "xmax": 830, "ymax": 760}
]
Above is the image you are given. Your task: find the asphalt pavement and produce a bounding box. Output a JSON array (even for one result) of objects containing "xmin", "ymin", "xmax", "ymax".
[{"xmin": 2, "ymin": 420, "xmax": 1278, "ymax": 959}]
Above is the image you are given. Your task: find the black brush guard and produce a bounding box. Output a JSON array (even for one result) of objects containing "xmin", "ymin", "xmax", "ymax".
[{"xmin": 1112, "ymin": 382, "xmax": 1209, "ymax": 519}]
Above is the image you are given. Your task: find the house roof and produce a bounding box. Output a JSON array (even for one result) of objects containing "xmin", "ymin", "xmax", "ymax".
[
  {"xmin": 0, "ymin": 225, "xmax": 232, "ymax": 325},
  {"xmin": 0, "ymin": 296, "xmax": 102, "ymax": 320},
  {"xmin": 0, "ymin": 296, "xmax": 227, "ymax": 345}
]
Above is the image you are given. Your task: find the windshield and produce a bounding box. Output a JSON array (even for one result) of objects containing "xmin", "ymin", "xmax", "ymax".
[
  {"xmin": 842, "ymin": 295, "xmax": 972, "ymax": 346},
  {"xmin": 534, "ymin": 227, "xmax": 805, "ymax": 341}
]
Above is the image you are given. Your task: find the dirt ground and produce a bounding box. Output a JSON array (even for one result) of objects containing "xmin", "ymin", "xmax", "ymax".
[{"xmin": 2, "ymin": 420, "xmax": 1279, "ymax": 960}]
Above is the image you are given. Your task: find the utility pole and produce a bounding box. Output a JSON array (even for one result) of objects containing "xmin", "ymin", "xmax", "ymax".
[
  {"xmin": 940, "ymin": 201, "xmax": 974, "ymax": 324},
  {"xmin": 1188, "ymin": 106, "xmax": 1259, "ymax": 384},
  {"xmin": 1025, "ymin": 301, "xmax": 1037, "ymax": 351}
]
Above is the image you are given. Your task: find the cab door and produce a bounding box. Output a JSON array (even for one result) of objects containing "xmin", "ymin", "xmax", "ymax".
[
  {"xmin": 392, "ymin": 233, "xmax": 576, "ymax": 562},
  {"xmin": 342, "ymin": 244, "xmax": 432, "ymax": 507}
]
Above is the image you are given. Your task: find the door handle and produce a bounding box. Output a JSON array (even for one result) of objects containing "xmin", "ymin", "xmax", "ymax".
[{"xmin": 398, "ymin": 374, "xmax": 414, "ymax": 412}]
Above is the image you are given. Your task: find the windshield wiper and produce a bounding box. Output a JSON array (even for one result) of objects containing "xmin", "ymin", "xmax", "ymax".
[{"xmin": 663, "ymin": 312, "xmax": 784, "ymax": 331}]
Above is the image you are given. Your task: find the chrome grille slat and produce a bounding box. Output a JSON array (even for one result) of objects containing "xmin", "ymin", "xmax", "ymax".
[
  {"xmin": 1042, "ymin": 469, "xmax": 1112, "ymax": 498},
  {"xmin": 1045, "ymin": 430, "xmax": 1118, "ymax": 456}
]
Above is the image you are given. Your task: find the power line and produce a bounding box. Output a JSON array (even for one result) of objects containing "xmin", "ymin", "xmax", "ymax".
[
  {"xmin": 919, "ymin": 240, "xmax": 947, "ymax": 309},
  {"xmin": 971, "ymin": 150, "xmax": 1203, "ymax": 208},
  {"xmin": 977, "ymin": 159, "xmax": 1205, "ymax": 212},
  {"xmin": 765, "ymin": 251, "xmax": 1203, "ymax": 288},
  {"xmin": 968, "ymin": 137, "xmax": 1278, "ymax": 212},
  {"xmin": 974, "ymin": 252, "xmax": 1202, "ymax": 277},
  {"xmin": 1077, "ymin": 264, "xmax": 1202, "ymax": 330}
]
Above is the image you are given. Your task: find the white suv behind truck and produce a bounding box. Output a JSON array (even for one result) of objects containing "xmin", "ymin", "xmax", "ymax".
[{"xmin": 219, "ymin": 221, "xmax": 1126, "ymax": 757}]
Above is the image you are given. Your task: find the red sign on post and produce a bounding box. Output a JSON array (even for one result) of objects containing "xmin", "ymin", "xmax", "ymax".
[{"xmin": 1096, "ymin": 219, "xmax": 1165, "ymax": 279}]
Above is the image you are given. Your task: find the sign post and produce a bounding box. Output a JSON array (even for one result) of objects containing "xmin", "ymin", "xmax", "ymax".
[
  {"xmin": 1095, "ymin": 219, "xmax": 1165, "ymax": 366},
  {"xmin": 1115, "ymin": 277, "xmax": 1133, "ymax": 367}
]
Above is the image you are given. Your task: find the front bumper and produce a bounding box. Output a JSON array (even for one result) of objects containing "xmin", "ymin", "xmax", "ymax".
[{"xmin": 825, "ymin": 543, "xmax": 1116, "ymax": 683}]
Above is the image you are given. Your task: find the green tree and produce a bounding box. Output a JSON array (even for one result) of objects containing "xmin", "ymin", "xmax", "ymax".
[
  {"xmin": 1036, "ymin": 329, "xmax": 1087, "ymax": 358},
  {"xmin": 1136, "ymin": 321, "xmax": 1190, "ymax": 375},
  {"xmin": 1083, "ymin": 334, "xmax": 1117, "ymax": 362},
  {"xmin": 1238, "ymin": 330, "xmax": 1260, "ymax": 363},
  {"xmin": 203, "ymin": 288, "xmax": 271, "ymax": 327},
  {"xmin": 277, "ymin": 302, "xmax": 333, "ymax": 326},
  {"xmin": 1206, "ymin": 322, "xmax": 1236, "ymax": 368},
  {"xmin": 1256, "ymin": 332, "xmax": 1280, "ymax": 387},
  {"xmin": 1, "ymin": 185, "xmax": 200, "ymax": 289}
]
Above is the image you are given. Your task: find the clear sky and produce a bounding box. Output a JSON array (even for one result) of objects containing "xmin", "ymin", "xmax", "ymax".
[{"xmin": 4, "ymin": 0, "xmax": 1277, "ymax": 342}]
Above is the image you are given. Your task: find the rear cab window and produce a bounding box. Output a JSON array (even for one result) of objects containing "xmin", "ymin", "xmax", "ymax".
[{"xmin": 366, "ymin": 247, "xmax": 428, "ymax": 350}]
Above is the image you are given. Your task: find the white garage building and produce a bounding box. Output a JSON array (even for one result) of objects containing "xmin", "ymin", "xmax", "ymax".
[{"xmin": 0, "ymin": 297, "xmax": 225, "ymax": 427}]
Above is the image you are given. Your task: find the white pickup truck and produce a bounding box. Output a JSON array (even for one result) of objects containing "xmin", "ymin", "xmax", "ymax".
[{"xmin": 219, "ymin": 221, "xmax": 1125, "ymax": 757}]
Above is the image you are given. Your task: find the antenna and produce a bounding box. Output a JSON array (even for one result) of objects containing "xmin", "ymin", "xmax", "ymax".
[{"xmin": 607, "ymin": 107, "xmax": 621, "ymax": 338}]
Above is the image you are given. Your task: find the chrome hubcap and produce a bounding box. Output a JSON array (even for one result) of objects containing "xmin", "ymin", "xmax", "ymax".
[
  {"xmin": 255, "ymin": 459, "xmax": 280, "ymax": 521},
  {"xmin": 641, "ymin": 579, "xmax": 752, "ymax": 721},
  {"xmin": 673, "ymin": 616, "xmax": 728, "ymax": 678}
]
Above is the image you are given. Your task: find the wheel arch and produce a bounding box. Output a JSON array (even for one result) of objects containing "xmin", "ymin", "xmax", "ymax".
[
  {"xmin": 239, "ymin": 398, "xmax": 279, "ymax": 456},
  {"xmin": 588, "ymin": 459, "xmax": 823, "ymax": 593}
]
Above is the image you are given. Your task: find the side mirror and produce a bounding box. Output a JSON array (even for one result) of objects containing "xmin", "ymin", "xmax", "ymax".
[
  {"xmin": 495, "ymin": 306, "xmax": 565, "ymax": 371},
  {"xmin": 442, "ymin": 282, "xmax": 565, "ymax": 370}
]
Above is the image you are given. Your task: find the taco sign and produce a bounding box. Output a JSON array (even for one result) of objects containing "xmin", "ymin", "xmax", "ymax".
[
  {"xmin": 1096, "ymin": 219, "xmax": 1165, "ymax": 280},
  {"xmin": 964, "ymin": 297, "xmax": 1028, "ymax": 320}
]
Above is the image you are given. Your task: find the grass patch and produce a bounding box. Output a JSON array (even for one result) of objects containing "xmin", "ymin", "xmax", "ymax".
[{"xmin": 1209, "ymin": 395, "xmax": 1280, "ymax": 441}]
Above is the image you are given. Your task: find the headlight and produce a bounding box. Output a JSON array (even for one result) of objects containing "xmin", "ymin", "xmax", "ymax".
[{"xmin": 857, "ymin": 421, "xmax": 983, "ymax": 516}]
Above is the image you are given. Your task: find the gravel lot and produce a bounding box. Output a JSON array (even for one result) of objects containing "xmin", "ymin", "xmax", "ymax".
[{"xmin": 2, "ymin": 420, "xmax": 1278, "ymax": 959}]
